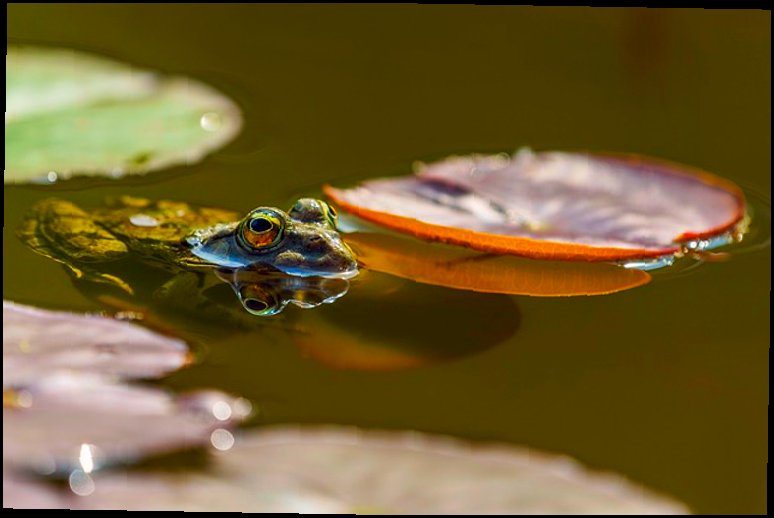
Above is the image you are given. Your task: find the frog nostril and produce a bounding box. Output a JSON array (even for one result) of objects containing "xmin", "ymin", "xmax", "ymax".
[{"xmin": 305, "ymin": 235, "xmax": 326, "ymax": 251}]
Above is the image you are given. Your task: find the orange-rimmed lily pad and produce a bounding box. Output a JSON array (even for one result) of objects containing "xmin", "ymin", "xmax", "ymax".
[
  {"xmin": 325, "ymin": 149, "xmax": 746, "ymax": 262},
  {"xmin": 345, "ymin": 231, "xmax": 651, "ymax": 296}
]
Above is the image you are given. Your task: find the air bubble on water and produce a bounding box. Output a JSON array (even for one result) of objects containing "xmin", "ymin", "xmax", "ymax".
[
  {"xmin": 200, "ymin": 112, "xmax": 223, "ymax": 132},
  {"xmin": 129, "ymin": 214, "xmax": 160, "ymax": 227}
]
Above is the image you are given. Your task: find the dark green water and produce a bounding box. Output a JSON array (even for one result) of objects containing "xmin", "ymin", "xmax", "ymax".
[{"xmin": 6, "ymin": 5, "xmax": 770, "ymax": 513}]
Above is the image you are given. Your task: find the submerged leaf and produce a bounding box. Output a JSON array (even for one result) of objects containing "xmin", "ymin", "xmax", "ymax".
[
  {"xmin": 5, "ymin": 46, "xmax": 242, "ymax": 184},
  {"xmin": 326, "ymin": 149, "xmax": 746, "ymax": 262},
  {"xmin": 3, "ymin": 301, "xmax": 189, "ymax": 386},
  {"xmin": 67, "ymin": 426, "xmax": 688, "ymax": 513},
  {"xmin": 3, "ymin": 374, "xmax": 250, "ymax": 473}
]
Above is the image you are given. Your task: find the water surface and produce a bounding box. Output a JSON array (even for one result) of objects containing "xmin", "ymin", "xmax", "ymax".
[{"xmin": 6, "ymin": 5, "xmax": 770, "ymax": 513}]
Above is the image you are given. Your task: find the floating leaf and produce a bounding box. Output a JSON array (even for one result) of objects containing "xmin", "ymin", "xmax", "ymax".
[
  {"xmin": 64, "ymin": 427, "xmax": 688, "ymax": 513},
  {"xmin": 3, "ymin": 469, "xmax": 67, "ymax": 510},
  {"xmin": 3, "ymin": 301, "xmax": 189, "ymax": 386},
  {"xmin": 3, "ymin": 374, "xmax": 250, "ymax": 473},
  {"xmin": 5, "ymin": 46, "xmax": 242, "ymax": 184},
  {"xmin": 326, "ymin": 149, "xmax": 746, "ymax": 262},
  {"xmin": 345, "ymin": 231, "xmax": 651, "ymax": 296}
]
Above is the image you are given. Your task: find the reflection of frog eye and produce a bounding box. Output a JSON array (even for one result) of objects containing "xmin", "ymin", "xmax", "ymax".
[
  {"xmin": 237, "ymin": 284, "xmax": 281, "ymax": 316},
  {"xmin": 239, "ymin": 209, "xmax": 285, "ymax": 251}
]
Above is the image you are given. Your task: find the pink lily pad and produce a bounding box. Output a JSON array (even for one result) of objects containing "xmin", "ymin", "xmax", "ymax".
[
  {"xmin": 326, "ymin": 149, "xmax": 746, "ymax": 262},
  {"xmin": 65, "ymin": 426, "xmax": 688, "ymax": 513},
  {"xmin": 3, "ymin": 469, "xmax": 67, "ymax": 510},
  {"xmin": 3, "ymin": 374, "xmax": 250, "ymax": 473},
  {"xmin": 3, "ymin": 301, "xmax": 189, "ymax": 386}
]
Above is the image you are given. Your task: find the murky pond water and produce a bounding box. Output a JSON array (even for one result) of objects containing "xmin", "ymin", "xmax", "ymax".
[{"xmin": 6, "ymin": 5, "xmax": 770, "ymax": 513}]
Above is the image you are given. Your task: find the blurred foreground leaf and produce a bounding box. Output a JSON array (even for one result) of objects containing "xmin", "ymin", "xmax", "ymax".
[
  {"xmin": 65, "ymin": 426, "xmax": 688, "ymax": 513},
  {"xmin": 5, "ymin": 46, "xmax": 242, "ymax": 184}
]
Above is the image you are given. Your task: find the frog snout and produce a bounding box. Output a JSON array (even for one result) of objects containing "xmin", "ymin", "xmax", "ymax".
[{"xmin": 303, "ymin": 234, "xmax": 358, "ymax": 277}]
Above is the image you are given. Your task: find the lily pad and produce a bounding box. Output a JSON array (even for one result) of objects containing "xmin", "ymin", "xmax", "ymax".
[
  {"xmin": 5, "ymin": 46, "xmax": 242, "ymax": 184},
  {"xmin": 3, "ymin": 469, "xmax": 67, "ymax": 510},
  {"xmin": 3, "ymin": 301, "xmax": 189, "ymax": 386},
  {"xmin": 326, "ymin": 149, "xmax": 746, "ymax": 262},
  {"xmin": 3, "ymin": 374, "xmax": 250, "ymax": 474},
  {"xmin": 67, "ymin": 426, "xmax": 688, "ymax": 513}
]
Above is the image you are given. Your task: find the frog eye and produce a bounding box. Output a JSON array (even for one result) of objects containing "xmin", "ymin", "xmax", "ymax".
[{"xmin": 239, "ymin": 209, "xmax": 285, "ymax": 251}]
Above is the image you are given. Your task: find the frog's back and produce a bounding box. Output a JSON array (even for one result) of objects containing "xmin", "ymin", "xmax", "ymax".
[{"xmin": 93, "ymin": 196, "xmax": 240, "ymax": 266}]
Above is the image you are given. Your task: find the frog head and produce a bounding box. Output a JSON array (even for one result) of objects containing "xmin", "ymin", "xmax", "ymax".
[{"xmin": 187, "ymin": 198, "xmax": 359, "ymax": 279}]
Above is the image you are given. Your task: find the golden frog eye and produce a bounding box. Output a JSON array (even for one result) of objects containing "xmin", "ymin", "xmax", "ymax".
[{"xmin": 239, "ymin": 209, "xmax": 285, "ymax": 250}]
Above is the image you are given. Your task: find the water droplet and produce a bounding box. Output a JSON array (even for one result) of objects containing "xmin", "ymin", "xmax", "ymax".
[
  {"xmin": 79, "ymin": 444, "xmax": 95, "ymax": 474},
  {"xmin": 212, "ymin": 401, "xmax": 232, "ymax": 421},
  {"xmin": 15, "ymin": 390, "xmax": 33, "ymax": 408},
  {"xmin": 30, "ymin": 455, "xmax": 57, "ymax": 476},
  {"xmin": 47, "ymin": 171, "xmax": 58, "ymax": 183},
  {"xmin": 621, "ymin": 255, "xmax": 675, "ymax": 271},
  {"xmin": 4, "ymin": 389, "xmax": 33, "ymax": 409},
  {"xmin": 232, "ymin": 397, "xmax": 253, "ymax": 418},
  {"xmin": 200, "ymin": 112, "xmax": 222, "ymax": 132},
  {"xmin": 69, "ymin": 469, "xmax": 95, "ymax": 496},
  {"xmin": 210, "ymin": 428, "xmax": 235, "ymax": 451},
  {"xmin": 129, "ymin": 214, "xmax": 160, "ymax": 227},
  {"xmin": 18, "ymin": 339, "xmax": 31, "ymax": 353}
]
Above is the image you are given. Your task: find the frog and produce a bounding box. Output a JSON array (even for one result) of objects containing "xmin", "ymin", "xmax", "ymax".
[{"xmin": 16, "ymin": 196, "xmax": 359, "ymax": 318}]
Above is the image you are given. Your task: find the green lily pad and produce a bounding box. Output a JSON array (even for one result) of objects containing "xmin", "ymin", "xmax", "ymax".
[{"xmin": 5, "ymin": 46, "xmax": 242, "ymax": 184}]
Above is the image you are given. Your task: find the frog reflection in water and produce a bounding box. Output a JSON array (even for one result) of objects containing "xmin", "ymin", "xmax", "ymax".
[{"xmin": 17, "ymin": 196, "xmax": 359, "ymax": 317}]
